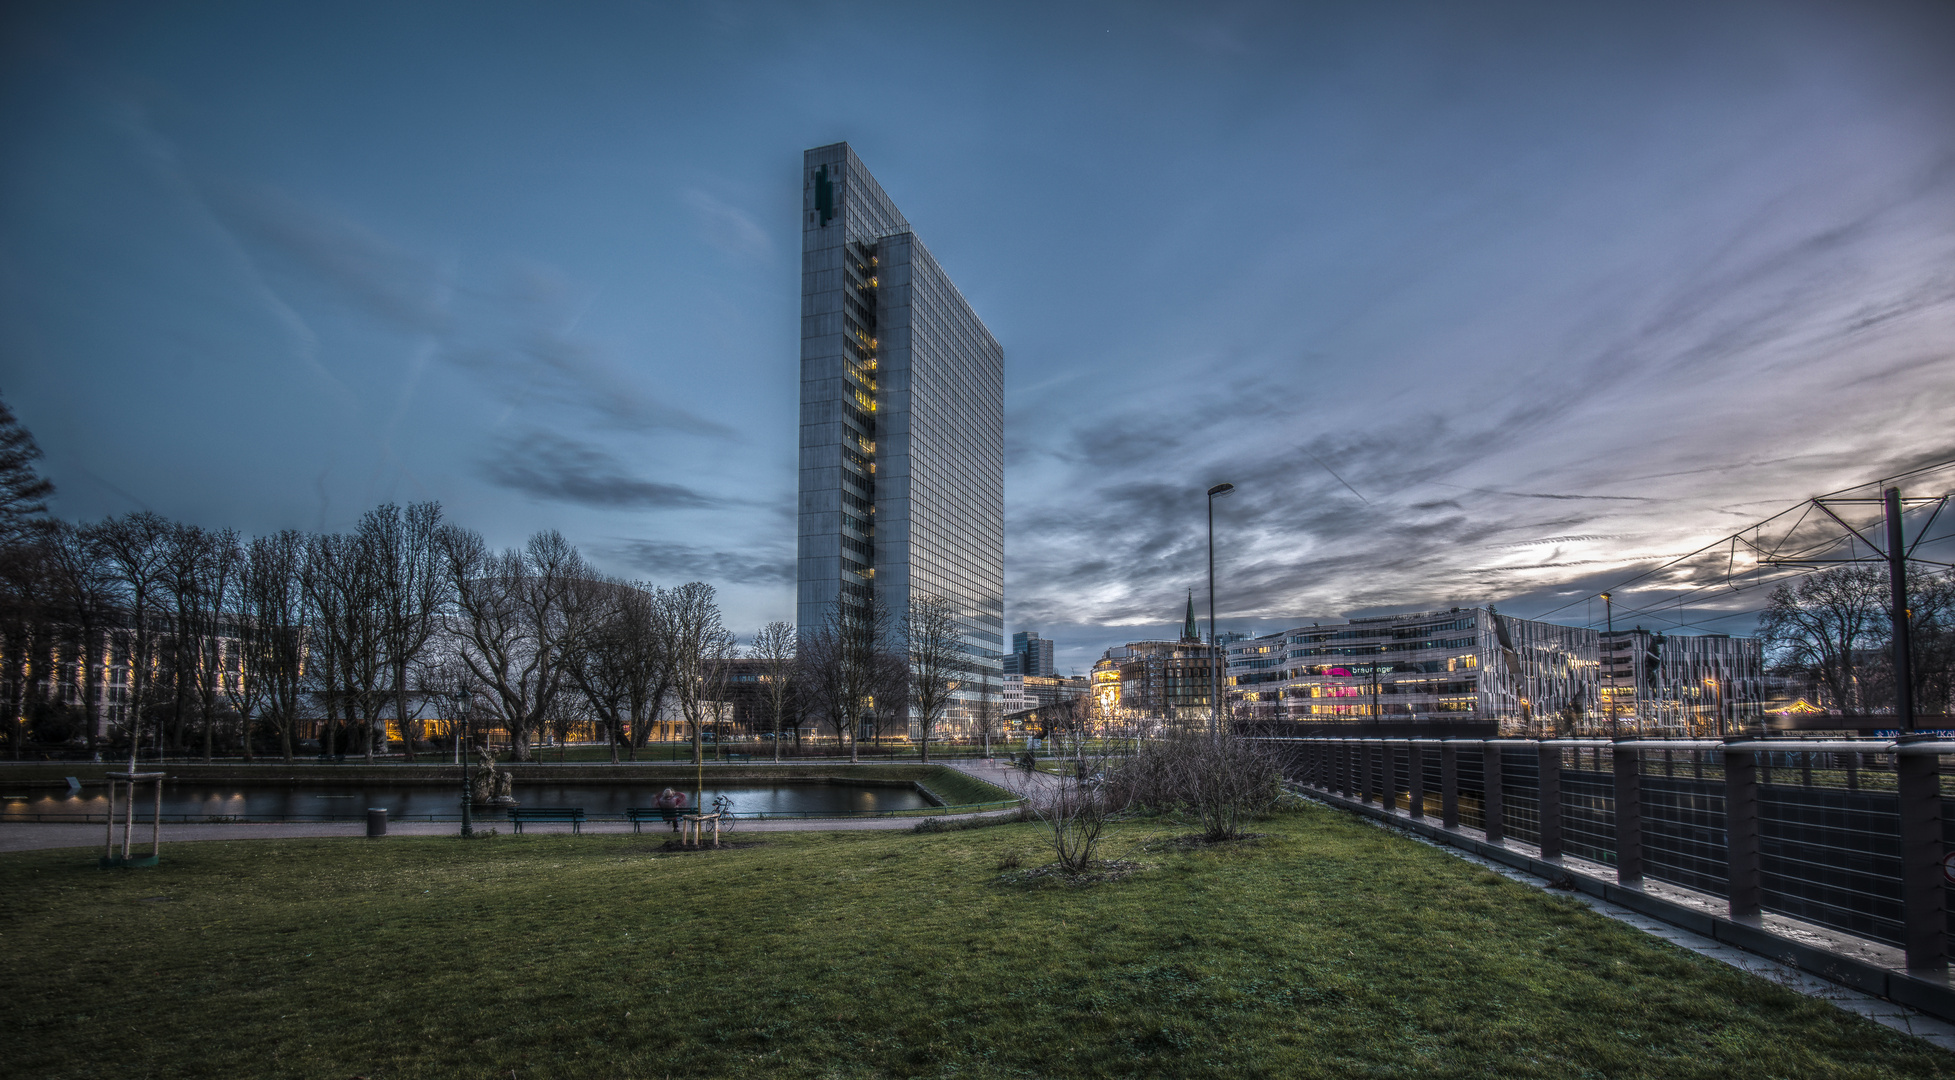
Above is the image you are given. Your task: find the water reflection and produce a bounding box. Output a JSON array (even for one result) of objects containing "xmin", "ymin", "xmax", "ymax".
[{"xmin": 1, "ymin": 782, "xmax": 929, "ymax": 821}]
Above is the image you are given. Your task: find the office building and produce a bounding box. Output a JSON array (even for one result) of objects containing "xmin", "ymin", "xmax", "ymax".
[
  {"xmin": 1007, "ymin": 630, "xmax": 1055, "ymax": 678},
  {"xmin": 795, "ymin": 143, "xmax": 1006, "ymax": 728},
  {"xmin": 1599, "ymin": 628, "xmax": 1765, "ymax": 736},
  {"xmin": 1226, "ymin": 607, "xmax": 1605, "ymax": 736}
]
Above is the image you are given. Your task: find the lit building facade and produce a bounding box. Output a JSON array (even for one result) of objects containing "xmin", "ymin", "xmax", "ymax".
[
  {"xmin": 1227, "ymin": 607, "xmax": 1602, "ymax": 735},
  {"xmin": 1598, "ymin": 628, "xmax": 1765, "ymax": 735},
  {"xmin": 795, "ymin": 143, "xmax": 1006, "ymax": 727},
  {"xmin": 1091, "ymin": 640, "xmax": 1224, "ymax": 724}
]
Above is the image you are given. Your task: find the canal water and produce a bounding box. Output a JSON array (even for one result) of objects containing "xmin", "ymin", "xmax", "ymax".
[{"xmin": 0, "ymin": 782, "xmax": 931, "ymax": 822}]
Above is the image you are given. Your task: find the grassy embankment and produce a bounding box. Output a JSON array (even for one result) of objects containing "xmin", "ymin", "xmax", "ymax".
[{"xmin": 4, "ymin": 803, "xmax": 1948, "ymax": 1079}]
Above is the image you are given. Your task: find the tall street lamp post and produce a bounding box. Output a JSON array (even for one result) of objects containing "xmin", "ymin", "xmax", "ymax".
[
  {"xmin": 454, "ymin": 683, "xmax": 473, "ymax": 839},
  {"xmin": 1601, "ymin": 591, "xmax": 1617, "ymax": 736},
  {"xmin": 1206, "ymin": 482, "xmax": 1235, "ymax": 741}
]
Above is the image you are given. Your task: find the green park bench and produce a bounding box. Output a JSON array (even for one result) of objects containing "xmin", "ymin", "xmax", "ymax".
[
  {"xmin": 508, "ymin": 807, "xmax": 586, "ymax": 834},
  {"xmin": 624, "ymin": 806, "xmax": 691, "ymax": 833}
]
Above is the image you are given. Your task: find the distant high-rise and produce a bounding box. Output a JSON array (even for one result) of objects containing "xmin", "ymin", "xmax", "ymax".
[
  {"xmin": 1010, "ymin": 630, "xmax": 1055, "ymax": 678},
  {"xmin": 796, "ymin": 144, "xmax": 1005, "ymax": 723}
]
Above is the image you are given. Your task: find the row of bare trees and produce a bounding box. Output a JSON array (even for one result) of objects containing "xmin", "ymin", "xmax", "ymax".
[
  {"xmin": 0, "ymin": 495, "xmax": 767, "ymax": 765},
  {"xmin": 0, "ymin": 396, "xmax": 997, "ymax": 764},
  {"xmin": 1758, "ymin": 564, "xmax": 1955, "ymax": 717},
  {"xmin": 793, "ymin": 592, "xmax": 985, "ymax": 763}
]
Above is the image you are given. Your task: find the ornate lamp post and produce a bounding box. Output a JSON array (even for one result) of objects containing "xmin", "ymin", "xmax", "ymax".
[
  {"xmin": 1206, "ymin": 482, "xmax": 1235, "ymax": 741},
  {"xmin": 454, "ymin": 683, "xmax": 473, "ymax": 838}
]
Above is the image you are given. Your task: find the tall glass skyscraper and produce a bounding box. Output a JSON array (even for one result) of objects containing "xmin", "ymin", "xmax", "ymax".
[{"xmin": 797, "ymin": 143, "xmax": 1005, "ymax": 723}]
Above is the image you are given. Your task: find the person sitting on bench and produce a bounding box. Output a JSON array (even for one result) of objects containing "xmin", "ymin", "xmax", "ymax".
[{"xmin": 654, "ymin": 787, "xmax": 688, "ymax": 832}]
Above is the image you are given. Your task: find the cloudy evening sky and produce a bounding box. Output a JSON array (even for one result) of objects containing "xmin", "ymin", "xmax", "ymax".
[{"xmin": 3, "ymin": 1, "xmax": 1953, "ymax": 674}]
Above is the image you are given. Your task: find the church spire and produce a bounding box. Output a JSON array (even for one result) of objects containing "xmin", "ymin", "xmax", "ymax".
[{"xmin": 1182, "ymin": 589, "xmax": 1200, "ymax": 643}]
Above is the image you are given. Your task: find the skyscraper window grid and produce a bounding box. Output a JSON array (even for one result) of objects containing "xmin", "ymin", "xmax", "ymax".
[{"xmin": 797, "ymin": 144, "xmax": 1004, "ymax": 730}]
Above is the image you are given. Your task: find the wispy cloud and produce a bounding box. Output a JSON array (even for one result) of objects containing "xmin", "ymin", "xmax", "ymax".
[
  {"xmin": 683, "ymin": 188, "xmax": 774, "ymax": 263},
  {"xmin": 612, "ymin": 539, "xmax": 793, "ymax": 586},
  {"xmin": 481, "ymin": 431, "xmax": 719, "ymax": 509}
]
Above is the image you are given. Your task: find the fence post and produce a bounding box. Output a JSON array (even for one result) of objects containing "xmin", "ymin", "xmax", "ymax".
[
  {"xmin": 1360, "ymin": 740, "xmax": 1375, "ymax": 804},
  {"xmin": 1537, "ymin": 742, "xmax": 1561, "ymax": 860},
  {"xmin": 1896, "ymin": 736, "xmax": 1946, "ymax": 974},
  {"xmin": 1441, "ymin": 740, "xmax": 1460, "ymax": 828},
  {"xmin": 1408, "ymin": 741, "xmax": 1425, "ymax": 819},
  {"xmin": 1724, "ymin": 739, "xmax": 1759, "ymax": 920},
  {"xmin": 1483, "ymin": 741, "xmax": 1505, "ymax": 845},
  {"xmin": 1338, "ymin": 740, "xmax": 1351, "ymax": 798},
  {"xmin": 1614, "ymin": 740, "xmax": 1643, "ymax": 886}
]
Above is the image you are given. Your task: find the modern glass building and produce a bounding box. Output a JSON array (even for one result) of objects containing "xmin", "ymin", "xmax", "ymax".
[
  {"xmin": 796, "ymin": 143, "xmax": 1005, "ymax": 727},
  {"xmin": 1227, "ymin": 607, "xmax": 1605, "ymax": 735},
  {"xmin": 1005, "ymin": 630, "xmax": 1055, "ymax": 677}
]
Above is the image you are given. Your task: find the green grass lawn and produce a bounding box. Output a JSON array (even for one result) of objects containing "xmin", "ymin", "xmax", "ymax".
[{"xmin": 3, "ymin": 805, "xmax": 1947, "ymax": 1079}]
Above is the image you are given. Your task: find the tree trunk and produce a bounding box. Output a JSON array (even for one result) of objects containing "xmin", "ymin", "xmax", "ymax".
[
  {"xmin": 82, "ymin": 630, "xmax": 100, "ymax": 756},
  {"xmin": 396, "ymin": 667, "xmax": 417, "ymax": 762}
]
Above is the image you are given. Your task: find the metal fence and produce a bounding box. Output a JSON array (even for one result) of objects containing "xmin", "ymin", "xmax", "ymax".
[{"xmin": 1269, "ymin": 735, "xmax": 1952, "ymax": 973}]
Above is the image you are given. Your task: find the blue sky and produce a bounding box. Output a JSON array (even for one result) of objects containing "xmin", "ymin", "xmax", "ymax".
[{"xmin": 3, "ymin": 1, "xmax": 1952, "ymax": 674}]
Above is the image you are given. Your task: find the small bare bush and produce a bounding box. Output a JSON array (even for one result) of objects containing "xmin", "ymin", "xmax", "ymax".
[
  {"xmin": 1029, "ymin": 749, "xmax": 1122, "ymax": 872},
  {"xmin": 1107, "ymin": 727, "xmax": 1280, "ymax": 841}
]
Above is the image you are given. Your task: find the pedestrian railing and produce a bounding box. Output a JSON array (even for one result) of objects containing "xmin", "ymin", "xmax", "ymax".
[{"xmin": 1263, "ymin": 735, "xmax": 1953, "ymax": 975}]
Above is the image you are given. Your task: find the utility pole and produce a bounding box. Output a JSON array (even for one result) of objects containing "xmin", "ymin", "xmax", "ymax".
[
  {"xmin": 1885, "ymin": 487, "xmax": 1914, "ymax": 732},
  {"xmin": 1206, "ymin": 483, "xmax": 1234, "ymax": 742},
  {"xmin": 1602, "ymin": 592, "xmax": 1617, "ymax": 736}
]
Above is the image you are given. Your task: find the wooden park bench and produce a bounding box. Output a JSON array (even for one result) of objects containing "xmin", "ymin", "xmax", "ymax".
[
  {"xmin": 508, "ymin": 807, "xmax": 586, "ymax": 835},
  {"xmin": 625, "ymin": 806, "xmax": 689, "ymax": 833}
]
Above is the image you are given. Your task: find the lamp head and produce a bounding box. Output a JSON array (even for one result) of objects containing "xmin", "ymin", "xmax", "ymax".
[{"xmin": 1207, "ymin": 482, "xmax": 1235, "ymax": 499}]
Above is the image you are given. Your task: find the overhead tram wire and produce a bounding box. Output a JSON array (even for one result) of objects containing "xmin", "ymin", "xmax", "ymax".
[{"xmin": 1525, "ymin": 455, "xmax": 1955, "ymax": 629}]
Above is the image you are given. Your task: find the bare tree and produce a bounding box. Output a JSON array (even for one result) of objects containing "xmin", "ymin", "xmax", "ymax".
[
  {"xmin": 1758, "ymin": 566, "xmax": 1888, "ymax": 714},
  {"xmin": 1029, "ymin": 741, "xmax": 1122, "ymax": 873},
  {"xmin": 443, "ymin": 528, "xmax": 586, "ymax": 761},
  {"xmin": 563, "ymin": 577, "xmax": 648, "ymax": 764},
  {"xmin": 1908, "ymin": 569, "xmax": 1955, "ymax": 718},
  {"xmin": 1109, "ymin": 726, "xmax": 1280, "ymax": 842},
  {"xmin": 189, "ymin": 529, "xmax": 242, "ymax": 761},
  {"xmin": 0, "ymin": 527, "xmax": 53, "ymax": 758},
  {"xmin": 243, "ymin": 530, "xmax": 309, "ymax": 761},
  {"xmin": 749, "ymin": 620, "xmax": 796, "ymax": 762},
  {"xmin": 45, "ymin": 523, "xmax": 115, "ymax": 755},
  {"xmin": 88, "ymin": 512, "xmax": 172, "ymax": 766},
  {"xmin": 364, "ymin": 502, "xmax": 449, "ymax": 760},
  {"xmin": 797, "ymin": 620, "xmax": 848, "ymax": 758},
  {"xmin": 156, "ymin": 522, "xmax": 215, "ymax": 755},
  {"xmin": 803, "ymin": 595, "xmax": 890, "ymax": 763},
  {"xmin": 666, "ymin": 582, "xmax": 735, "ymax": 766},
  {"xmin": 871, "ymin": 645, "xmax": 909, "ymax": 754},
  {"xmin": 971, "ymin": 670, "xmax": 1000, "ymax": 760},
  {"xmin": 306, "ymin": 530, "xmax": 389, "ymax": 761},
  {"xmin": 904, "ymin": 594, "xmax": 967, "ymax": 763},
  {"xmin": 0, "ymin": 395, "xmax": 54, "ymax": 546}
]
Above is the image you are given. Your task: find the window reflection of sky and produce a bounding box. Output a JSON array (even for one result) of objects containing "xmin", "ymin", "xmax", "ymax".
[{"xmin": 2, "ymin": 783, "xmax": 931, "ymax": 821}]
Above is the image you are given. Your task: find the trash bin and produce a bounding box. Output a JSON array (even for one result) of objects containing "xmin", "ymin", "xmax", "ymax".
[{"xmin": 366, "ymin": 808, "xmax": 388, "ymax": 837}]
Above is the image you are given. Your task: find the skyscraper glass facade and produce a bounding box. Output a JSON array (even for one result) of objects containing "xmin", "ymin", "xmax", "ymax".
[{"xmin": 797, "ymin": 144, "xmax": 1005, "ymax": 723}]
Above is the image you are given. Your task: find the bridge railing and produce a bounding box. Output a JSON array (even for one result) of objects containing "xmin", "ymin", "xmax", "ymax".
[{"xmin": 1259, "ymin": 735, "xmax": 1952, "ymax": 976}]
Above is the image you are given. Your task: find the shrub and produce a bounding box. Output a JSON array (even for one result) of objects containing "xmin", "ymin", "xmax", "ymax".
[{"xmin": 1107, "ymin": 727, "xmax": 1281, "ymax": 841}]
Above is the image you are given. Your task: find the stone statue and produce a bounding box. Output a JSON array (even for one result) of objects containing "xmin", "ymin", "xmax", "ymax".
[{"xmin": 471, "ymin": 746, "xmax": 517, "ymax": 806}]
